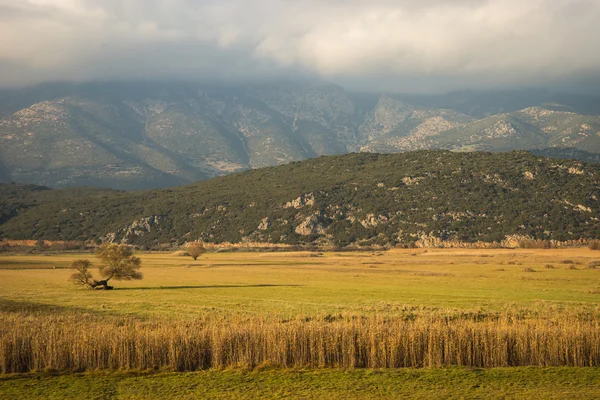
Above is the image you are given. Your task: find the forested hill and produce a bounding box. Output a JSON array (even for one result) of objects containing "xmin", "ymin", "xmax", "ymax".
[{"xmin": 1, "ymin": 151, "xmax": 599, "ymax": 248}]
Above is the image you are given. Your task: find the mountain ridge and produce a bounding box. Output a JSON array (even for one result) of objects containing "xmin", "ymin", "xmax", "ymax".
[{"xmin": 1, "ymin": 82, "xmax": 599, "ymax": 189}]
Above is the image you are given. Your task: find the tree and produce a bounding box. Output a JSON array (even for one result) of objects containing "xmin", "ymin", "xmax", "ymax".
[
  {"xmin": 69, "ymin": 244, "xmax": 143, "ymax": 290},
  {"xmin": 95, "ymin": 243, "xmax": 142, "ymax": 289},
  {"xmin": 188, "ymin": 242, "xmax": 205, "ymax": 261},
  {"xmin": 69, "ymin": 259, "xmax": 94, "ymax": 287}
]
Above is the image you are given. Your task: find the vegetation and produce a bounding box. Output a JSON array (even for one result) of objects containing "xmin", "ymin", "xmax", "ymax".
[
  {"xmin": 3, "ymin": 368, "xmax": 600, "ymax": 399},
  {"xmin": 2, "ymin": 249, "xmax": 600, "ymax": 370},
  {"xmin": 69, "ymin": 259, "xmax": 95, "ymax": 287},
  {"xmin": 3, "ymin": 311, "xmax": 600, "ymax": 374},
  {"xmin": 0, "ymin": 151, "xmax": 599, "ymax": 248},
  {"xmin": 187, "ymin": 242, "xmax": 205, "ymax": 261},
  {"xmin": 5, "ymin": 248, "xmax": 600, "ymax": 313},
  {"xmin": 2, "ymin": 248, "xmax": 600, "ymax": 396},
  {"xmin": 69, "ymin": 244, "xmax": 142, "ymax": 290}
]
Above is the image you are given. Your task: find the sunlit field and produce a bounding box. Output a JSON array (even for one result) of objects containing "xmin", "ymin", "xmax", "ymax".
[
  {"xmin": 2, "ymin": 248, "xmax": 600, "ymax": 398},
  {"xmin": 2, "ymin": 248, "xmax": 600, "ymax": 316}
]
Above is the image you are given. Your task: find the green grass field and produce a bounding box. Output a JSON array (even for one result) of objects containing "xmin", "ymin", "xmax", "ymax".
[
  {"xmin": 1, "ymin": 248, "xmax": 600, "ymax": 398},
  {"xmin": 2, "ymin": 248, "xmax": 600, "ymax": 317},
  {"xmin": 3, "ymin": 368, "xmax": 600, "ymax": 399}
]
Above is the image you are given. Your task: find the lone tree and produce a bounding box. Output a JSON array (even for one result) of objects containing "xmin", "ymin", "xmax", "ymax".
[
  {"xmin": 70, "ymin": 244, "xmax": 143, "ymax": 290},
  {"xmin": 188, "ymin": 242, "xmax": 205, "ymax": 261}
]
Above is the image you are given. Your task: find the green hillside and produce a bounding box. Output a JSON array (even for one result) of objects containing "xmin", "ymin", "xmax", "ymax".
[{"xmin": 1, "ymin": 151, "xmax": 598, "ymax": 247}]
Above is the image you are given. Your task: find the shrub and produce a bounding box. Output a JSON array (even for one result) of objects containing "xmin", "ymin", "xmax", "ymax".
[{"xmin": 187, "ymin": 242, "xmax": 205, "ymax": 261}]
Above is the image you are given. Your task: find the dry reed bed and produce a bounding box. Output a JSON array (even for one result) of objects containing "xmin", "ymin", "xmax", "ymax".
[{"xmin": 2, "ymin": 313, "xmax": 600, "ymax": 373}]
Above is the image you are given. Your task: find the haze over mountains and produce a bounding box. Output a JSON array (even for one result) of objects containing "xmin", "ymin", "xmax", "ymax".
[{"xmin": 0, "ymin": 82, "xmax": 599, "ymax": 190}]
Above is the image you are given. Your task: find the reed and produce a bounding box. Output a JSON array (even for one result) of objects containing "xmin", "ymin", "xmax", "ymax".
[{"xmin": 2, "ymin": 312, "xmax": 599, "ymax": 373}]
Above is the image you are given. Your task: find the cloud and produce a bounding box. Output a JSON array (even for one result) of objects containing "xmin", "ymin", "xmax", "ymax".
[{"xmin": 1, "ymin": 0, "xmax": 599, "ymax": 92}]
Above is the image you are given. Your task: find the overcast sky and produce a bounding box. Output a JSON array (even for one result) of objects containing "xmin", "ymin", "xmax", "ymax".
[{"xmin": 1, "ymin": 0, "xmax": 600, "ymax": 93}]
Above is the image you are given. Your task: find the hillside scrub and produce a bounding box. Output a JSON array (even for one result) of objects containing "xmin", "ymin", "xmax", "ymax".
[{"xmin": 1, "ymin": 151, "xmax": 599, "ymax": 248}]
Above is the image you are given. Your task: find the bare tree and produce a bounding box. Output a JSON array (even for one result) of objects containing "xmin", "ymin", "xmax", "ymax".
[
  {"xmin": 69, "ymin": 244, "xmax": 143, "ymax": 290},
  {"xmin": 188, "ymin": 242, "xmax": 205, "ymax": 261}
]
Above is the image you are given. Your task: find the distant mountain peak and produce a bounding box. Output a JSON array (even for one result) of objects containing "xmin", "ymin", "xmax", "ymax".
[{"xmin": 0, "ymin": 82, "xmax": 599, "ymax": 189}]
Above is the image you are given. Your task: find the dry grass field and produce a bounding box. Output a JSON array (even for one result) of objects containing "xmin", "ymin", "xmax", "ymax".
[{"xmin": 2, "ymin": 248, "xmax": 600, "ymax": 398}]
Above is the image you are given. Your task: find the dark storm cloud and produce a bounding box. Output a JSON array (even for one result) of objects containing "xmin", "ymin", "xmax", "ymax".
[{"xmin": 1, "ymin": 0, "xmax": 599, "ymax": 92}]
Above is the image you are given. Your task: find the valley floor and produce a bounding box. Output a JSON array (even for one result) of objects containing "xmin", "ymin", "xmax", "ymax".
[{"xmin": 2, "ymin": 249, "xmax": 600, "ymax": 398}]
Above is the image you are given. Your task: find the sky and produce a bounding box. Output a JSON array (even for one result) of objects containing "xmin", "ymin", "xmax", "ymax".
[{"xmin": 1, "ymin": 0, "xmax": 600, "ymax": 93}]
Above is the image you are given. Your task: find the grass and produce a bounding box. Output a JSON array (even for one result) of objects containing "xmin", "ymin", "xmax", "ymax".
[
  {"xmin": 2, "ymin": 368, "xmax": 600, "ymax": 399},
  {"xmin": 2, "ymin": 248, "xmax": 600, "ymax": 397},
  {"xmin": 1, "ymin": 248, "xmax": 600, "ymax": 318},
  {"xmin": 5, "ymin": 312, "xmax": 599, "ymax": 372}
]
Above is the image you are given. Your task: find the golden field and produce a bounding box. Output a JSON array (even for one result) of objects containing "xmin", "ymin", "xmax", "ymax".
[
  {"xmin": 2, "ymin": 248, "xmax": 600, "ymax": 398},
  {"xmin": 1, "ymin": 248, "xmax": 600, "ymax": 373}
]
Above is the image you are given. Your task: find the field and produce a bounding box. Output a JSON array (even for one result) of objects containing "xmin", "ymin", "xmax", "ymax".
[{"xmin": 2, "ymin": 248, "xmax": 600, "ymax": 398}]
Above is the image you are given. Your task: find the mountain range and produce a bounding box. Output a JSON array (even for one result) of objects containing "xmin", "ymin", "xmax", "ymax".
[{"xmin": 0, "ymin": 81, "xmax": 599, "ymax": 189}]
